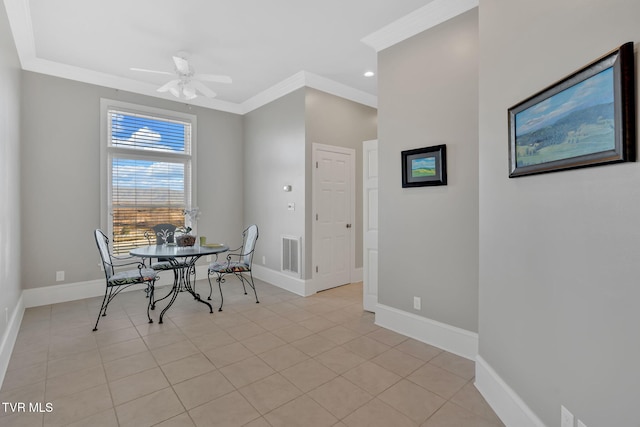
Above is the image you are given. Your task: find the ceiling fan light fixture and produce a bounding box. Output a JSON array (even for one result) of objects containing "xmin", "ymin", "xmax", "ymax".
[{"xmin": 136, "ymin": 54, "xmax": 231, "ymax": 100}]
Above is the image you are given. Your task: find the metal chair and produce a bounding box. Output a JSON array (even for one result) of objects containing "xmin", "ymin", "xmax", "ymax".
[
  {"xmin": 144, "ymin": 223, "xmax": 181, "ymax": 271},
  {"xmin": 94, "ymin": 229, "xmax": 157, "ymax": 331},
  {"xmin": 144, "ymin": 223, "xmax": 194, "ymax": 275},
  {"xmin": 207, "ymin": 224, "xmax": 259, "ymax": 311},
  {"xmin": 149, "ymin": 223, "xmax": 177, "ymax": 245}
]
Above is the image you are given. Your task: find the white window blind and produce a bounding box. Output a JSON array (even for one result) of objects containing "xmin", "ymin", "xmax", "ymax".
[{"xmin": 105, "ymin": 106, "xmax": 194, "ymax": 254}]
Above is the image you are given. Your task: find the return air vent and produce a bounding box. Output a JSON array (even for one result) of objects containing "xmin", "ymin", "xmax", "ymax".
[{"xmin": 281, "ymin": 235, "xmax": 301, "ymax": 277}]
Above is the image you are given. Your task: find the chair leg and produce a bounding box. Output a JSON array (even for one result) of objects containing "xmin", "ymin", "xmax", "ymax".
[
  {"xmin": 93, "ymin": 288, "xmax": 109, "ymax": 331},
  {"xmin": 149, "ymin": 279, "xmax": 156, "ymax": 310},
  {"xmin": 247, "ymin": 271, "xmax": 259, "ymax": 304},
  {"xmin": 238, "ymin": 273, "xmax": 248, "ymax": 295},
  {"xmin": 207, "ymin": 272, "xmax": 214, "ymax": 301},
  {"xmin": 217, "ymin": 275, "xmax": 224, "ymax": 312},
  {"xmin": 152, "ymin": 270, "xmax": 177, "ymax": 309},
  {"xmin": 146, "ymin": 281, "xmax": 155, "ymax": 324}
]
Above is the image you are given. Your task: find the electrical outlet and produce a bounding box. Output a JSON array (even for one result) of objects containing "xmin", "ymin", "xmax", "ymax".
[
  {"xmin": 413, "ymin": 296, "xmax": 421, "ymax": 310},
  {"xmin": 4, "ymin": 308, "xmax": 8, "ymax": 324},
  {"xmin": 206, "ymin": 255, "xmax": 212, "ymax": 262},
  {"xmin": 561, "ymin": 406, "xmax": 574, "ymax": 427},
  {"xmin": 262, "ymin": 256, "xmax": 266, "ymax": 265},
  {"xmin": 577, "ymin": 420, "xmax": 587, "ymax": 427},
  {"xmin": 56, "ymin": 271, "xmax": 65, "ymax": 282}
]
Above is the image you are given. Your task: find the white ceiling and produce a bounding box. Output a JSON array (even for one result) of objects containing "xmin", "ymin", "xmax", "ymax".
[{"xmin": 4, "ymin": 0, "xmax": 477, "ymax": 114}]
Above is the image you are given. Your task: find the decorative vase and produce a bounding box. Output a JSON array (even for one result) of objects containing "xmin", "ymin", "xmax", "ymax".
[{"xmin": 176, "ymin": 234, "xmax": 196, "ymax": 247}]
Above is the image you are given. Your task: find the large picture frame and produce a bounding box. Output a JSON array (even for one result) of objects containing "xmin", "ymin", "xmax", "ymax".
[
  {"xmin": 508, "ymin": 42, "xmax": 635, "ymax": 178},
  {"xmin": 401, "ymin": 144, "xmax": 447, "ymax": 187}
]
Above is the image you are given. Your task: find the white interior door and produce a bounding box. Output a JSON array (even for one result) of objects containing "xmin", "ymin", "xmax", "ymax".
[
  {"xmin": 363, "ymin": 140, "xmax": 378, "ymax": 312},
  {"xmin": 313, "ymin": 144, "xmax": 355, "ymax": 292}
]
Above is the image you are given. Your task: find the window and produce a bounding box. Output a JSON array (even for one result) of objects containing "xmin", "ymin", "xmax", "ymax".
[{"xmin": 101, "ymin": 100, "xmax": 196, "ymax": 255}]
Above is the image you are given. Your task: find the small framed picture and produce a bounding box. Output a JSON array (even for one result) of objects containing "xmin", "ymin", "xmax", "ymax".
[{"xmin": 401, "ymin": 144, "xmax": 447, "ymax": 187}]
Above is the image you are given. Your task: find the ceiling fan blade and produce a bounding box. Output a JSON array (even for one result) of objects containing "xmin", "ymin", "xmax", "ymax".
[
  {"xmin": 182, "ymin": 84, "xmax": 198, "ymax": 100},
  {"xmin": 130, "ymin": 67, "xmax": 173, "ymax": 76},
  {"xmin": 194, "ymin": 73, "xmax": 232, "ymax": 84},
  {"xmin": 157, "ymin": 79, "xmax": 180, "ymax": 93},
  {"xmin": 192, "ymin": 80, "xmax": 217, "ymax": 98},
  {"xmin": 169, "ymin": 86, "xmax": 181, "ymax": 98},
  {"xmin": 172, "ymin": 56, "xmax": 190, "ymax": 74}
]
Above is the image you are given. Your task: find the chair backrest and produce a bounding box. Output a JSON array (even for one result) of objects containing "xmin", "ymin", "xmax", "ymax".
[
  {"xmin": 240, "ymin": 224, "xmax": 259, "ymax": 266},
  {"xmin": 94, "ymin": 229, "xmax": 114, "ymax": 279},
  {"xmin": 151, "ymin": 223, "xmax": 177, "ymax": 244}
]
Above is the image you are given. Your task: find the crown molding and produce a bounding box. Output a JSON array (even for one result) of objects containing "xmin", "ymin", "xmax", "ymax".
[
  {"xmin": 361, "ymin": 0, "xmax": 478, "ymax": 52},
  {"xmin": 304, "ymin": 72, "xmax": 377, "ymax": 109},
  {"xmin": 21, "ymin": 57, "xmax": 245, "ymax": 114},
  {"xmin": 4, "ymin": 0, "xmax": 377, "ymax": 115},
  {"xmin": 239, "ymin": 71, "xmax": 307, "ymax": 114},
  {"xmin": 240, "ymin": 71, "xmax": 378, "ymax": 114},
  {"xmin": 3, "ymin": 0, "xmax": 35, "ymax": 65}
]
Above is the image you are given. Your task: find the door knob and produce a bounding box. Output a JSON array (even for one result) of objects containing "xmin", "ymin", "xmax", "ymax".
[{"xmin": 346, "ymin": 224, "xmax": 352, "ymax": 228}]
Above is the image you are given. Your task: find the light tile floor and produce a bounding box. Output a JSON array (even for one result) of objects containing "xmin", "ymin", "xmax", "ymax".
[{"xmin": 0, "ymin": 279, "xmax": 504, "ymax": 427}]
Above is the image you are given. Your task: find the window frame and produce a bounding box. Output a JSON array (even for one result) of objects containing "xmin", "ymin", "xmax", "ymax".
[{"xmin": 100, "ymin": 99, "xmax": 197, "ymax": 253}]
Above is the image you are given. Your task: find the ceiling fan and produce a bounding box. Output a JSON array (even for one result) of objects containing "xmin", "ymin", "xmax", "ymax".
[{"xmin": 131, "ymin": 54, "xmax": 232, "ymax": 100}]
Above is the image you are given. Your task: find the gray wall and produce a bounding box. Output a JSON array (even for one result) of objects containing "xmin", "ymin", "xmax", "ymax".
[
  {"xmin": 378, "ymin": 9, "xmax": 479, "ymax": 332},
  {"xmin": 20, "ymin": 73, "xmax": 244, "ymax": 288},
  {"xmin": 478, "ymin": 1, "xmax": 640, "ymax": 426},
  {"xmin": 305, "ymin": 88, "xmax": 378, "ymax": 270},
  {"xmin": 0, "ymin": 3, "xmax": 22, "ymax": 345},
  {"xmin": 18, "ymin": 72, "xmax": 375, "ymax": 290},
  {"xmin": 243, "ymin": 89, "xmax": 307, "ymax": 276},
  {"xmin": 244, "ymin": 88, "xmax": 376, "ymax": 281}
]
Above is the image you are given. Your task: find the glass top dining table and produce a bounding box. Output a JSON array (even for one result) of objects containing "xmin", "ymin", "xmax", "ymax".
[
  {"xmin": 130, "ymin": 244, "xmax": 229, "ymax": 259},
  {"xmin": 130, "ymin": 243, "xmax": 229, "ymax": 323}
]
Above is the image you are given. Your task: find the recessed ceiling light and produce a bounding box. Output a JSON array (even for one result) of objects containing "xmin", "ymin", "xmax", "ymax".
[{"xmin": 364, "ymin": 71, "xmax": 375, "ymax": 77}]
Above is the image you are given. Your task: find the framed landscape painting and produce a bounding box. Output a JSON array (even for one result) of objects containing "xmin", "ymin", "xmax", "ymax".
[
  {"xmin": 508, "ymin": 42, "xmax": 635, "ymax": 178},
  {"xmin": 401, "ymin": 144, "xmax": 447, "ymax": 187}
]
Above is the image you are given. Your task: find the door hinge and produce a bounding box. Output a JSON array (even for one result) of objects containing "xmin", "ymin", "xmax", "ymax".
[
  {"xmin": 316, "ymin": 266, "xmax": 318, "ymax": 273},
  {"xmin": 316, "ymin": 161, "xmax": 318, "ymax": 168},
  {"xmin": 316, "ymin": 213, "xmax": 318, "ymax": 220}
]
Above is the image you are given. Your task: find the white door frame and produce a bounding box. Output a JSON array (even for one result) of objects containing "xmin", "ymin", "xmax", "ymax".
[
  {"xmin": 312, "ymin": 143, "xmax": 356, "ymax": 292},
  {"xmin": 363, "ymin": 139, "xmax": 378, "ymax": 312}
]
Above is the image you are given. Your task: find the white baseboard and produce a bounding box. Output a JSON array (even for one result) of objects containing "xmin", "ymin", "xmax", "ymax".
[
  {"xmin": 23, "ymin": 269, "xmax": 190, "ymax": 309},
  {"xmin": 252, "ymin": 265, "xmax": 315, "ymax": 296},
  {"xmin": 374, "ymin": 303, "xmax": 478, "ymax": 360},
  {"xmin": 251, "ymin": 265, "xmax": 362, "ymax": 297},
  {"xmin": 23, "ymin": 279, "xmax": 106, "ymax": 308},
  {"xmin": 363, "ymin": 295, "xmax": 377, "ymax": 313},
  {"xmin": 475, "ymin": 355, "xmax": 546, "ymax": 427},
  {"xmin": 351, "ymin": 267, "xmax": 363, "ymax": 283},
  {"xmin": 194, "ymin": 264, "xmax": 209, "ymax": 281},
  {"xmin": 0, "ymin": 294, "xmax": 25, "ymax": 388}
]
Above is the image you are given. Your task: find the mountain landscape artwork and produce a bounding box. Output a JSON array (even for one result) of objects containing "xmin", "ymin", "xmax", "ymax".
[
  {"xmin": 514, "ymin": 67, "xmax": 614, "ymax": 167},
  {"xmin": 508, "ymin": 42, "xmax": 635, "ymax": 178},
  {"xmin": 412, "ymin": 157, "xmax": 436, "ymax": 177}
]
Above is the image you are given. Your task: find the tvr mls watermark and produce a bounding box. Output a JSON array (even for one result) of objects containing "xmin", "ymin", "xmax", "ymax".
[{"xmin": 2, "ymin": 402, "xmax": 54, "ymax": 413}]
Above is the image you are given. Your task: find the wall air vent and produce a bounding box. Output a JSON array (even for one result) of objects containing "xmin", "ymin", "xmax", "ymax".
[{"xmin": 281, "ymin": 235, "xmax": 301, "ymax": 277}]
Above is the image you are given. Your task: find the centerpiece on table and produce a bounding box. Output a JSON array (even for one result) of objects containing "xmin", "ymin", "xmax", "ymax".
[
  {"xmin": 175, "ymin": 207, "xmax": 200, "ymax": 247},
  {"xmin": 175, "ymin": 226, "xmax": 196, "ymax": 247}
]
